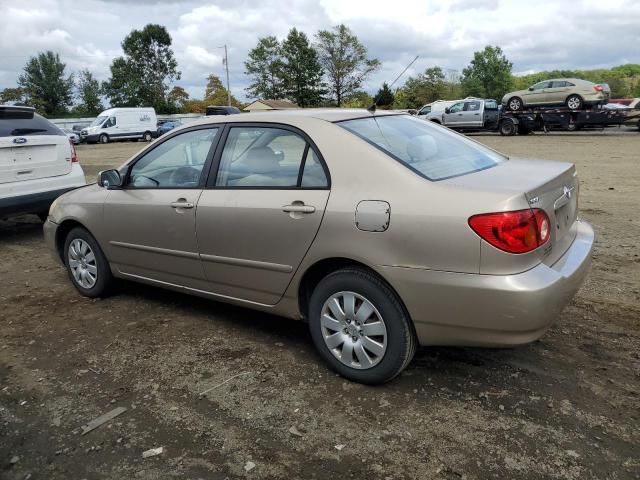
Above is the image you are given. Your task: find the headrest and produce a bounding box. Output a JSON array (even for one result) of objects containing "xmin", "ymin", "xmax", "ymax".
[
  {"xmin": 243, "ymin": 146, "xmax": 280, "ymax": 173},
  {"xmin": 406, "ymin": 135, "xmax": 438, "ymax": 162}
]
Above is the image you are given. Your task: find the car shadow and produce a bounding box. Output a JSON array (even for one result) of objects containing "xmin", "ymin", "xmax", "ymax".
[{"xmin": 0, "ymin": 215, "xmax": 44, "ymax": 243}]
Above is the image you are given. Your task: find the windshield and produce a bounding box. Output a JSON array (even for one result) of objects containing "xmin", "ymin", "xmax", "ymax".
[
  {"xmin": 338, "ymin": 115, "xmax": 506, "ymax": 181},
  {"xmin": 90, "ymin": 115, "xmax": 107, "ymax": 127}
]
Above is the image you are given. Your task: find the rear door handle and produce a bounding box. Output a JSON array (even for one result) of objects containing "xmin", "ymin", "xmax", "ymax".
[
  {"xmin": 283, "ymin": 204, "xmax": 315, "ymax": 214},
  {"xmin": 171, "ymin": 201, "xmax": 194, "ymax": 209}
]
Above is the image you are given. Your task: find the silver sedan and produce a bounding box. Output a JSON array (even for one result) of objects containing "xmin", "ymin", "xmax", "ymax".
[{"xmin": 43, "ymin": 110, "xmax": 594, "ymax": 384}]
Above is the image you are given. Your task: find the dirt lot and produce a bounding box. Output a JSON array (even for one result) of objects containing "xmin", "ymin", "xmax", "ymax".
[{"xmin": 1, "ymin": 132, "xmax": 639, "ymax": 480}]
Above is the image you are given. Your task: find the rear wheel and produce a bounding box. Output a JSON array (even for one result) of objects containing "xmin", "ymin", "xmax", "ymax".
[
  {"xmin": 308, "ymin": 268, "xmax": 417, "ymax": 384},
  {"xmin": 99, "ymin": 133, "xmax": 109, "ymax": 144},
  {"xmin": 566, "ymin": 94, "xmax": 583, "ymax": 110},
  {"xmin": 507, "ymin": 97, "xmax": 523, "ymax": 111},
  {"xmin": 64, "ymin": 227, "xmax": 113, "ymax": 298},
  {"xmin": 499, "ymin": 119, "xmax": 516, "ymax": 136},
  {"xmin": 143, "ymin": 131, "xmax": 152, "ymax": 142}
]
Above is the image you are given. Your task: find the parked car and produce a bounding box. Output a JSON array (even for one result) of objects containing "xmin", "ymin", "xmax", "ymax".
[
  {"xmin": 502, "ymin": 78, "xmax": 610, "ymax": 111},
  {"xmin": 44, "ymin": 110, "xmax": 593, "ymax": 384},
  {"xmin": 64, "ymin": 128, "xmax": 80, "ymax": 144},
  {"xmin": 416, "ymin": 99, "xmax": 458, "ymax": 122},
  {"xmin": 156, "ymin": 120, "xmax": 182, "ymax": 136},
  {"xmin": 81, "ymin": 107, "xmax": 157, "ymax": 144},
  {"xmin": 205, "ymin": 105, "xmax": 240, "ymax": 116},
  {"xmin": 1, "ymin": 105, "xmax": 85, "ymax": 221}
]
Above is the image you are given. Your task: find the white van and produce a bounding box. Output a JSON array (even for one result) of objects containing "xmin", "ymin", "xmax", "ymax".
[{"xmin": 81, "ymin": 108, "xmax": 157, "ymax": 144}]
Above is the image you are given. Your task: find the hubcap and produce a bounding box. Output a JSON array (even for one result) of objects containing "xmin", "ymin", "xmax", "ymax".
[
  {"xmin": 320, "ymin": 291, "xmax": 387, "ymax": 370},
  {"xmin": 68, "ymin": 239, "xmax": 98, "ymax": 289},
  {"xmin": 509, "ymin": 99, "xmax": 520, "ymax": 110},
  {"xmin": 568, "ymin": 97, "xmax": 580, "ymax": 109}
]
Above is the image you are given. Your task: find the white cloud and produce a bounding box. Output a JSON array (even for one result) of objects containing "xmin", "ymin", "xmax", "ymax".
[{"xmin": 0, "ymin": 0, "xmax": 638, "ymax": 102}]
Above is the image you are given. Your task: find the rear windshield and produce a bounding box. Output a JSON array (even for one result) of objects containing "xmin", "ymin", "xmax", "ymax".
[
  {"xmin": 338, "ymin": 115, "xmax": 505, "ymax": 181},
  {"xmin": 0, "ymin": 113, "xmax": 64, "ymax": 137}
]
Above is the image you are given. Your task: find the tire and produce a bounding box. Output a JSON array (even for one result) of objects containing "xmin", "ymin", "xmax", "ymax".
[
  {"xmin": 99, "ymin": 133, "xmax": 109, "ymax": 144},
  {"xmin": 63, "ymin": 227, "xmax": 113, "ymax": 298},
  {"xmin": 308, "ymin": 268, "xmax": 417, "ymax": 385},
  {"xmin": 499, "ymin": 119, "xmax": 516, "ymax": 136},
  {"xmin": 566, "ymin": 94, "xmax": 583, "ymax": 110},
  {"xmin": 507, "ymin": 97, "xmax": 523, "ymax": 111},
  {"xmin": 143, "ymin": 131, "xmax": 152, "ymax": 142}
]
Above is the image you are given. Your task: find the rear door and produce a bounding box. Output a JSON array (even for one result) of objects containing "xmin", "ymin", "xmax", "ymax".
[
  {"xmin": 0, "ymin": 112, "xmax": 71, "ymax": 185},
  {"xmin": 547, "ymin": 81, "xmax": 571, "ymax": 104},
  {"xmin": 196, "ymin": 124, "xmax": 330, "ymax": 305},
  {"xmin": 461, "ymin": 100, "xmax": 483, "ymax": 127}
]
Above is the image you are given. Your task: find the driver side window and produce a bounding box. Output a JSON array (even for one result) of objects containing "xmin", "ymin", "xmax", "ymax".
[
  {"xmin": 449, "ymin": 102, "xmax": 464, "ymax": 113},
  {"xmin": 128, "ymin": 128, "xmax": 219, "ymax": 188}
]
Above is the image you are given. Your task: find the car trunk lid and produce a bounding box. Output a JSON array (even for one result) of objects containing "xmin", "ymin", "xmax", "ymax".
[
  {"xmin": 443, "ymin": 157, "xmax": 579, "ymax": 272},
  {"xmin": 0, "ymin": 134, "xmax": 72, "ymax": 184}
]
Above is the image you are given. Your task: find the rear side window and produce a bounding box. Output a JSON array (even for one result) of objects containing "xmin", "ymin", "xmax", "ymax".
[
  {"xmin": 0, "ymin": 113, "xmax": 64, "ymax": 137},
  {"xmin": 338, "ymin": 115, "xmax": 505, "ymax": 181}
]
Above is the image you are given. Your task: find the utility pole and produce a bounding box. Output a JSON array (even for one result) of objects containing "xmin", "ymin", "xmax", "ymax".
[{"xmin": 224, "ymin": 45, "xmax": 231, "ymax": 106}]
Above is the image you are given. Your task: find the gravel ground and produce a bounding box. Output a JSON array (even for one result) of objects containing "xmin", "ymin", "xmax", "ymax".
[{"xmin": 1, "ymin": 131, "xmax": 639, "ymax": 480}]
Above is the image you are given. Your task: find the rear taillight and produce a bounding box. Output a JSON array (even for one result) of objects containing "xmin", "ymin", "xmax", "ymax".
[
  {"xmin": 594, "ymin": 85, "xmax": 604, "ymax": 92},
  {"xmin": 69, "ymin": 140, "xmax": 78, "ymax": 163},
  {"xmin": 468, "ymin": 208, "xmax": 550, "ymax": 254}
]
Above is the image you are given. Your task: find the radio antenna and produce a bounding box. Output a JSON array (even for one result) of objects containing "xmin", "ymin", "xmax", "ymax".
[{"xmin": 368, "ymin": 55, "xmax": 419, "ymax": 113}]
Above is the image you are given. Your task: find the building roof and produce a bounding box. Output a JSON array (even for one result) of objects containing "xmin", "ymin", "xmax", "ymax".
[{"xmin": 245, "ymin": 99, "xmax": 299, "ymax": 110}]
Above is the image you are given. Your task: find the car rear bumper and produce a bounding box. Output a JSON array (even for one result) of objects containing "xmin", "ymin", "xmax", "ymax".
[
  {"xmin": 377, "ymin": 220, "xmax": 594, "ymax": 347},
  {"xmin": 0, "ymin": 164, "xmax": 85, "ymax": 218}
]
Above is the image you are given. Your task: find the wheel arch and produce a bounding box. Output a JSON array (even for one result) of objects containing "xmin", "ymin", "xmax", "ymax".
[
  {"xmin": 297, "ymin": 257, "xmax": 410, "ymax": 323},
  {"xmin": 54, "ymin": 219, "xmax": 94, "ymax": 262},
  {"xmin": 429, "ymin": 118, "xmax": 441, "ymax": 124}
]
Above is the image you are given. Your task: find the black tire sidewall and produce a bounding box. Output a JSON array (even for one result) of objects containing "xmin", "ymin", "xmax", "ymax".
[
  {"xmin": 500, "ymin": 120, "xmax": 515, "ymax": 136},
  {"xmin": 100, "ymin": 134, "xmax": 108, "ymax": 144},
  {"xmin": 308, "ymin": 269, "xmax": 413, "ymax": 385},
  {"xmin": 63, "ymin": 227, "xmax": 112, "ymax": 298}
]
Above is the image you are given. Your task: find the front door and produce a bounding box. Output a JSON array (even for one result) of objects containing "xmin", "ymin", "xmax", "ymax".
[
  {"xmin": 442, "ymin": 101, "xmax": 465, "ymax": 126},
  {"xmin": 523, "ymin": 81, "xmax": 552, "ymax": 106},
  {"xmin": 103, "ymin": 127, "xmax": 221, "ymax": 287},
  {"xmin": 196, "ymin": 125, "xmax": 330, "ymax": 305}
]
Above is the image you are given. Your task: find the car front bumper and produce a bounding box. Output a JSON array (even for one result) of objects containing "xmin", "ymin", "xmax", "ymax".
[{"xmin": 377, "ymin": 220, "xmax": 594, "ymax": 347}]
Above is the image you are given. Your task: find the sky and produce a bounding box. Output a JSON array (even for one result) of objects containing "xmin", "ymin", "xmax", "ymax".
[{"xmin": 1, "ymin": 0, "xmax": 639, "ymax": 102}]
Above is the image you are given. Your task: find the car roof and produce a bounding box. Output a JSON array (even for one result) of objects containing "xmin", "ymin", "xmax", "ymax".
[
  {"xmin": 538, "ymin": 78, "xmax": 591, "ymax": 84},
  {"xmin": 190, "ymin": 108, "xmax": 404, "ymax": 126}
]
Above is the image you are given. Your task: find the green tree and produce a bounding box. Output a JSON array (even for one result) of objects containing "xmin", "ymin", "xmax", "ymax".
[
  {"xmin": 315, "ymin": 24, "xmax": 380, "ymax": 107},
  {"xmin": 374, "ymin": 82, "xmax": 394, "ymax": 108},
  {"xmin": 17, "ymin": 51, "xmax": 74, "ymax": 116},
  {"xmin": 75, "ymin": 69, "xmax": 103, "ymax": 115},
  {"xmin": 204, "ymin": 74, "xmax": 241, "ymax": 107},
  {"xmin": 0, "ymin": 87, "xmax": 27, "ymax": 105},
  {"xmin": 102, "ymin": 24, "xmax": 181, "ymax": 111},
  {"xmin": 244, "ymin": 36, "xmax": 285, "ymax": 99},
  {"xmin": 461, "ymin": 46, "xmax": 513, "ymax": 100},
  {"xmin": 401, "ymin": 66, "xmax": 448, "ymax": 108},
  {"xmin": 167, "ymin": 85, "xmax": 189, "ymax": 112},
  {"xmin": 281, "ymin": 28, "xmax": 325, "ymax": 107},
  {"xmin": 343, "ymin": 90, "xmax": 373, "ymax": 108}
]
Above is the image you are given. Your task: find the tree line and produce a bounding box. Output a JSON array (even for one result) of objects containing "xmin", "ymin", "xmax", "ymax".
[{"xmin": 1, "ymin": 22, "xmax": 639, "ymax": 117}]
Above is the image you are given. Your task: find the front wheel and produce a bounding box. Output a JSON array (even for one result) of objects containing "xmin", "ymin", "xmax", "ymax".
[
  {"xmin": 64, "ymin": 227, "xmax": 113, "ymax": 298},
  {"xmin": 566, "ymin": 94, "xmax": 583, "ymax": 110},
  {"xmin": 99, "ymin": 133, "xmax": 109, "ymax": 144},
  {"xmin": 308, "ymin": 268, "xmax": 417, "ymax": 385}
]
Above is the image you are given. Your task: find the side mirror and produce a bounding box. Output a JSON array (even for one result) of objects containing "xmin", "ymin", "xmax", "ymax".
[
  {"xmin": 444, "ymin": 107, "xmax": 450, "ymax": 114},
  {"xmin": 528, "ymin": 87, "xmax": 534, "ymax": 91},
  {"xmin": 98, "ymin": 169, "xmax": 122, "ymax": 189}
]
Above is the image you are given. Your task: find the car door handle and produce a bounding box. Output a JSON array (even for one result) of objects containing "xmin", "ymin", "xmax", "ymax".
[
  {"xmin": 282, "ymin": 204, "xmax": 315, "ymax": 214},
  {"xmin": 170, "ymin": 201, "xmax": 194, "ymax": 209}
]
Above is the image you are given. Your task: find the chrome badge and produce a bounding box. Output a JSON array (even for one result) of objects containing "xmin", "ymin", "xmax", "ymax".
[{"xmin": 13, "ymin": 137, "xmax": 27, "ymax": 144}]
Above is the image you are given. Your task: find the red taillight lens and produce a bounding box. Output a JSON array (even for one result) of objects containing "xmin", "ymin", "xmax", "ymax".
[
  {"xmin": 468, "ymin": 208, "xmax": 550, "ymax": 254},
  {"xmin": 69, "ymin": 140, "xmax": 78, "ymax": 163},
  {"xmin": 594, "ymin": 85, "xmax": 604, "ymax": 92}
]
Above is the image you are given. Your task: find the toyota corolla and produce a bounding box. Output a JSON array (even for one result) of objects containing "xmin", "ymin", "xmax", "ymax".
[{"xmin": 44, "ymin": 110, "xmax": 594, "ymax": 384}]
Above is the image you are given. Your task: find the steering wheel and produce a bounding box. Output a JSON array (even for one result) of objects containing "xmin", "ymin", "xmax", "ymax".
[{"xmin": 169, "ymin": 166, "xmax": 200, "ymax": 186}]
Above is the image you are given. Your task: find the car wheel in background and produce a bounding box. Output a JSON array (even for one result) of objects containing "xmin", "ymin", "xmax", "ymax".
[
  {"xmin": 508, "ymin": 97, "xmax": 523, "ymax": 111},
  {"xmin": 99, "ymin": 133, "xmax": 109, "ymax": 144},
  {"xmin": 308, "ymin": 268, "xmax": 417, "ymax": 385},
  {"xmin": 64, "ymin": 227, "xmax": 113, "ymax": 298},
  {"xmin": 566, "ymin": 95, "xmax": 583, "ymax": 110},
  {"xmin": 143, "ymin": 131, "xmax": 152, "ymax": 142},
  {"xmin": 499, "ymin": 119, "xmax": 517, "ymax": 136}
]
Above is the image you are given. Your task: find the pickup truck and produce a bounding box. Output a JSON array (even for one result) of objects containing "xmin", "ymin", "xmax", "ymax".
[{"xmin": 436, "ymin": 98, "xmax": 501, "ymax": 131}]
